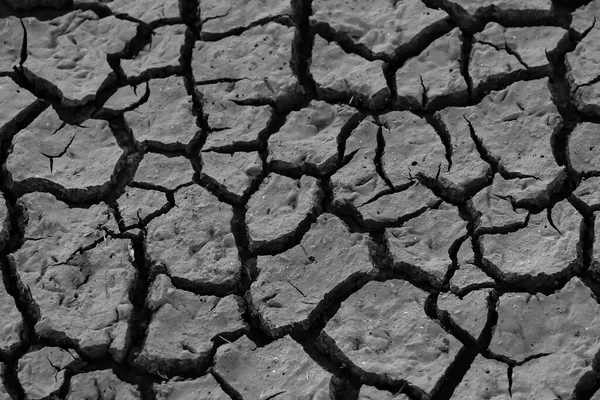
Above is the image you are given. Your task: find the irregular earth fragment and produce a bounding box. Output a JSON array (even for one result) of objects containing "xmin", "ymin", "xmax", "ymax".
[
  {"xmin": 445, "ymin": 79, "xmax": 561, "ymax": 196},
  {"xmin": 330, "ymin": 118, "xmax": 381, "ymax": 205},
  {"xmin": 451, "ymin": 0, "xmax": 552, "ymax": 12},
  {"xmin": 31, "ymin": 240, "xmax": 135, "ymax": 358},
  {"xmin": 571, "ymin": 0, "xmax": 600, "ymax": 31},
  {"xmin": 330, "ymin": 115, "xmax": 441, "ymax": 222},
  {"xmin": 213, "ymin": 335, "xmax": 330, "ymax": 399},
  {"xmin": 451, "ymin": 355, "xmax": 509, "ymax": 399},
  {"xmin": 476, "ymin": 24, "xmax": 565, "ymax": 68},
  {"xmin": 146, "ymin": 184, "xmax": 240, "ymax": 289},
  {"xmin": 491, "ymin": 279, "xmax": 600, "ymax": 359},
  {"xmin": 200, "ymin": 151, "xmax": 262, "ymax": 197},
  {"xmin": 134, "ymin": 274, "xmax": 248, "ymax": 375},
  {"xmin": 248, "ymin": 213, "xmax": 372, "ymax": 337},
  {"xmin": 570, "ymin": 122, "xmax": 600, "ymax": 173},
  {"xmin": 117, "ymin": 186, "xmax": 169, "ymax": 227},
  {"xmin": 574, "ymin": 177, "xmax": 600, "ymax": 208},
  {"xmin": 574, "ymin": 81, "xmax": 600, "ymax": 115},
  {"xmin": 1, "ymin": 14, "xmax": 135, "ymax": 99},
  {"xmin": 432, "ymin": 108, "xmax": 489, "ymax": 187},
  {"xmin": 395, "ymin": 28, "xmax": 465, "ymax": 101},
  {"xmin": 437, "ymin": 290, "xmax": 489, "ymax": 338},
  {"xmin": 153, "ymin": 374, "xmax": 229, "ymax": 400},
  {"xmin": 502, "ymin": 27, "xmax": 565, "ymax": 67},
  {"xmin": 66, "ymin": 370, "xmax": 141, "ymax": 400},
  {"xmin": 324, "ymin": 280, "xmax": 461, "ymax": 392},
  {"xmin": 18, "ymin": 346, "xmax": 79, "ymax": 400},
  {"xmin": 312, "ymin": 0, "xmax": 443, "ymax": 53},
  {"xmin": 14, "ymin": 192, "xmax": 114, "ymax": 270},
  {"xmin": 268, "ymin": 100, "xmax": 358, "ymax": 167},
  {"xmin": 357, "ymin": 185, "xmax": 440, "ymax": 224},
  {"xmin": 311, "ymin": 36, "xmax": 386, "ymax": 98},
  {"xmin": 487, "ymin": 278, "xmax": 600, "ymax": 398},
  {"xmin": 480, "ymin": 199, "xmax": 579, "ymax": 275},
  {"xmin": 13, "ymin": 193, "xmax": 135, "ymax": 358},
  {"xmin": 392, "ymin": 0, "xmax": 449, "ymax": 49},
  {"xmin": 133, "ymin": 154, "xmax": 192, "ymax": 189},
  {"xmin": 104, "ymin": 0, "xmax": 180, "ymax": 21},
  {"xmin": 121, "ymin": 25, "xmax": 185, "ymax": 77},
  {"xmin": 386, "ymin": 202, "xmax": 467, "ymax": 278},
  {"xmin": 0, "ymin": 363, "xmax": 9, "ymax": 400},
  {"xmin": 125, "ymin": 76, "xmax": 198, "ymax": 144},
  {"xmin": 471, "ymin": 177, "xmax": 528, "ymax": 228},
  {"xmin": 247, "ymin": 174, "xmax": 321, "ymax": 250},
  {"xmin": 0, "ymin": 277, "xmax": 23, "ymax": 356},
  {"xmin": 449, "ymin": 242, "xmax": 495, "ymax": 291},
  {"xmin": 567, "ymin": 27, "xmax": 600, "ymax": 85},
  {"xmin": 201, "ymin": 82, "xmax": 273, "ymax": 148},
  {"xmin": 359, "ymin": 385, "xmax": 405, "ymax": 399},
  {"xmin": 201, "ymin": 0, "xmax": 291, "ymax": 33},
  {"xmin": 7, "ymin": 109, "xmax": 121, "ymax": 188},
  {"xmin": 379, "ymin": 111, "xmax": 448, "ymax": 186},
  {"xmin": 0, "ymin": 78, "xmax": 37, "ymax": 126},
  {"xmin": 193, "ymin": 23, "xmax": 295, "ymax": 98},
  {"xmin": 470, "ymin": 41, "xmax": 525, "ymax": 87}
]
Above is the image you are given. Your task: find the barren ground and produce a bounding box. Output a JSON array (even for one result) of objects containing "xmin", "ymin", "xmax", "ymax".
[{"xmin": 1, "ymin": 0, "xmax": 600, "ymax": 399}]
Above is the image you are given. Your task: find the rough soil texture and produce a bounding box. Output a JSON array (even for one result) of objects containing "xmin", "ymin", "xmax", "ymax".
[{"xmin": 1, "ymin": 0, "xmax": 600, "ymax": 399}]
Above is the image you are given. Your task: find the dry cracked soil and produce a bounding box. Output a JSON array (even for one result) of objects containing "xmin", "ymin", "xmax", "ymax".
[{"xmin": 2, "ymin": 0, "xmax": 600, "ymax": 399}]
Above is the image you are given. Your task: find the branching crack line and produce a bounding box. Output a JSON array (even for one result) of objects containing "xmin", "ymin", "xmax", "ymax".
[{"xmin": 40, "ymin": 133, "xmax": 77, "ymax": 174}]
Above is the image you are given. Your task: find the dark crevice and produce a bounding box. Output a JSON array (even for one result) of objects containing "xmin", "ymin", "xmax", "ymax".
[
  {"xmin": 200, "ymin": 14, "xmax": 294, "ymax": 42},
  {"xmin": 169, "ymin": 275, "xmax": 239, "ymax": 297},
  {"xmin": 459, "ymin": 31, "xmax": 474, "ymax": 100},
  {"xmin": 289, "ymin": 0, "xmax": 317, "ymax": 97},
  {"xmin": 422, "ymin": 112, "xmax": 453, "ymax": 170},
  {"xmin": 329, "ymin": 375, "xmax": 361, "ymax": 400},
  {"xmin": 336, "ymin": 112, "xmax": 367, "ymax": 163},
  {"xmin": 123, "ymin": 233, "xmax": 155, "ymax": 368},
  {"xmin": 442, "ymin": 233, "xmax": 470, "ymax": 287},
  {"xmin": 502, "ymin": 37, "xmax": 530, "ymax": 69},
  {"xmin": 373, "ymin": 123, "xmax": 395, "ymax": 190},
  {"xmin": 211, "ymin": 369, "xmax": 245, "ymax": 400}
]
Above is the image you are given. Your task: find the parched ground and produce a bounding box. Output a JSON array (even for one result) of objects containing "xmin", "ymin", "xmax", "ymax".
[{"xmin": 1, "ymin": 0, "xmax": 600, "ymax": 399}]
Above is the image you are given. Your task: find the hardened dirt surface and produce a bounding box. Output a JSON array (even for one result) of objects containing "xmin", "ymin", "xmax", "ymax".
[{"xmin": 1, "ymin": 0, "xmax": 600, "ymax": 399}]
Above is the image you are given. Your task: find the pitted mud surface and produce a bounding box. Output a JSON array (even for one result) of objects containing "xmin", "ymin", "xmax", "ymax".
[{"xmin": 2, "ymin": 0, "xmax": 600, "ymax": 399}]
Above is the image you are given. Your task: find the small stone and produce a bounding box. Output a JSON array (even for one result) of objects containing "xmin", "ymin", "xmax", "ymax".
[
  {"xmin": 109, "ymin": 320, "xmax": 131, "ymax": 363},
  {"xmin": 117, "ymin": 303, "xmax": 133, "ymax": 320},
  {"xmin": 147, "ymin": 274, "xmax": 174, "ymax": 311}
]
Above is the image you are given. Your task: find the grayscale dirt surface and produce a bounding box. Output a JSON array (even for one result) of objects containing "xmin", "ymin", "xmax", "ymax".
[{"xmin": 1, "ymin": 0, "xmax": 600, "ymax": 399}]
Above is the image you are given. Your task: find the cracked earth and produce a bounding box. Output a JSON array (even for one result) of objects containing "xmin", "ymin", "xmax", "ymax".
[{"xmin": 2, "ymin": 0, "xmax": 600, "ymax": 399}]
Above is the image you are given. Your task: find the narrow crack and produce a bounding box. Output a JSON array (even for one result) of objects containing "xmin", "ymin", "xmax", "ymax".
[
  {"xmin": 459, "ymin": 31, "xmax": 474, "ymax": 100},
  {"xmin": 123, "ymin": 233, "xmax": 155, "ymax": 368},
  {"xmin": 289, "ymin": 0, "xmax": 317, "ymax": 97},
  {"xmin": 373, "ymin": 123, "xmax": 395, "ymax": 190}
]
